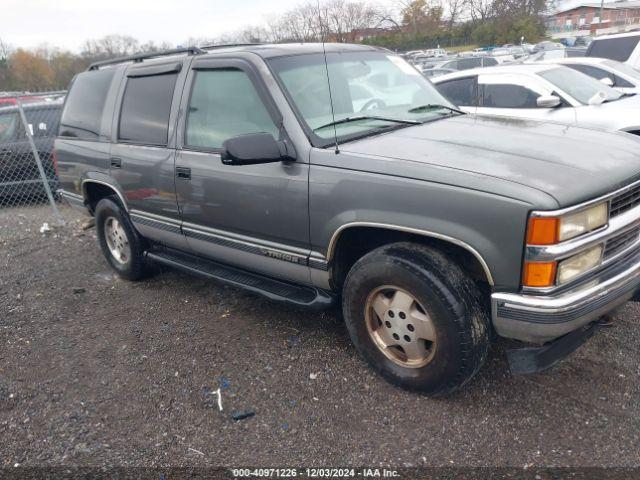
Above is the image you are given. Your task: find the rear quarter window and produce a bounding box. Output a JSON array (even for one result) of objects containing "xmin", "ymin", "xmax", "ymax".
[
  {"xmin": 59, "ymin": 69, "xmax": 116, "ymax": 140},
  {"xmin": 587, "ymin": 36, "xmax": 640, "ymax": 62}
]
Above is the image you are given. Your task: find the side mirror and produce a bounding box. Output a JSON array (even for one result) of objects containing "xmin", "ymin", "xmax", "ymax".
[
  {"xmin": 588, "ymin": 91, "xmax": 607, "ymax": 106},
  {"xmin": 221, "ymin": 133, "xmax": 294, "ymax": 166},
  {"xmin": 600, "ymin": 77, "xmax": 614, "ymax": 87},
  {"xmin": 536, "ymin": 95, "xmax": 561, "ymax": 108}
]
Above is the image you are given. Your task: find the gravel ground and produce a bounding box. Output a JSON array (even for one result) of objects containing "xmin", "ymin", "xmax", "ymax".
[{"xmin": 1, "ymin": 204, "xmax": 639, "ymax": 468}]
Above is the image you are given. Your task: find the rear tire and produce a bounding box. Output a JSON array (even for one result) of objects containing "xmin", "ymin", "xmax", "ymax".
[
  {"xmin": 95, "ymin": 196, "xmax": 148, "ymax": 281},
  {"xmin": 342, "ymin": 242, "xmax": 490, "ymax": 396}
]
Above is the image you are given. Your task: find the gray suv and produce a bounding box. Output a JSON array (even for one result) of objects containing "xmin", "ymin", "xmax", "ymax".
[{"xmin": 56, "ymin": 44, "xmax": 640, "ymax": 395}]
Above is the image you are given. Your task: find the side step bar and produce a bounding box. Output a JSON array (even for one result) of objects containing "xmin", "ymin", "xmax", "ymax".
[{"xmin": 146, "ymin": 249, "xmax": 335, "ymax": 310}]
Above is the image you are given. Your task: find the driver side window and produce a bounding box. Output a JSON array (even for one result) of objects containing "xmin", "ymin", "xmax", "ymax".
[{"xmin": 185, "ymin": 69, "xmax": 279, "ymax": 150}]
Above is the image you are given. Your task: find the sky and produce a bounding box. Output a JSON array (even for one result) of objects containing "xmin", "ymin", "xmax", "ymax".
[
  {"xmin": 2, "ymin": 0, "xmax": 621, "ymax": 51},
  {"xmin": 1, "ymin": 0, "xmax": 318, "ymax": 51}
]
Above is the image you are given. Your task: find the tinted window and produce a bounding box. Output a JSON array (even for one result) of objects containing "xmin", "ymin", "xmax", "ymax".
[
  {"xmin": 185, "ymin": 69, "xmax": 278, "ymax": 150},
  {"xmin": 483, "ymin": 57, "xmax": 498, "ymax": 66},
  {"xmin": 25, "ymin": 108, "xmax": 61, "ymax": 138},
  {"xmin": 587, "ymin": 36, "xmax": 640, "ymax": 62},
  {"xmin": 437, "ymin": 77, "xmax": 477, "ymax": 106},
  {"xmin": 482, "ymin": 84, "xmax": 539, "ymax": 108},
  {"xmin": 567, "ymin": 64, "xmax": 613, "ymax": 83},
  {"xmin": 59, "ymin": 69, "xmax": 115, "ymax": 139},
  {"xmin": 456, "ymin": 58, "xmax": 482, "ymax": 70},
  {"xmin": 614, "ymin": 75, "xmax": 634, "ymax": 88},
  {"xmin": 0, "ymin": 111, "xmax": 20, "ymax": 142},
  {"xmin": 118, "ymin": 73, "xmax": 177, "ymax": 145}
]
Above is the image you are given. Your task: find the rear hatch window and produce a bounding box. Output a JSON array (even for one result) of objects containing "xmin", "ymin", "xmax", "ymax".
[{"xmin": 587, "ymin": 36, "xmax": 639, "ymax": 62}]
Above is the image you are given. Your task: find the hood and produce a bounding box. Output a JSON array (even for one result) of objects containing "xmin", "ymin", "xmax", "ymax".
[
  {"xmin": 339, "ymin": 114, "xmax": 640, "ymax": 207},
  {"xmin": 588, "ymin": 94, "xmax": 640, "ymax": 131}
]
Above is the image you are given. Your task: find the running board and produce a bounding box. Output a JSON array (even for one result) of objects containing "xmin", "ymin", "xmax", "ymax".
[{"xmin": 146, "ymin": 249, "xmax": 335, "ymax": 309}]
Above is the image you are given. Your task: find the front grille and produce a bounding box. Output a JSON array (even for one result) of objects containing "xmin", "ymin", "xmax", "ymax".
[
  {"xmin": 610, "ymin": 184, "xmax": 640, "ymax": 217},
  {"xmin": 603, "ymin": 226, "xmax": 640, "ymax": 260}
]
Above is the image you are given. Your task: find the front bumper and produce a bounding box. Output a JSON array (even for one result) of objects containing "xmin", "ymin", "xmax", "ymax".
[{"xmin": 492, "ymin": 250, "xmax": 640, "ymax": 344}]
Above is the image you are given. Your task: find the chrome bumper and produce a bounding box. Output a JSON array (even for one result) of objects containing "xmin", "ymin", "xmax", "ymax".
[{"xmin": 492, "ymin": 251, "xmax": 640, "ymax": 343}]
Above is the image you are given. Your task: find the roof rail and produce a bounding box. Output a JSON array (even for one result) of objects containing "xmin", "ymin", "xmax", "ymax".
[
  {"xmin": 199, "ymin": 43, "xmax": 264, "ymax": 50},
  {"xmin": 87, "ymin": 46, "xmax": 206, "ymax": 71}
]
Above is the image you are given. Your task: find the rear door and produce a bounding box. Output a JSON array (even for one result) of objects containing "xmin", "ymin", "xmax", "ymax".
[
  {"xmin": 110, "ymin": 60, "xmax": 190, "ymax": 250},
  {"xmin": 174, "ymin": 57, "xmax": 311, "ymax": 284}
]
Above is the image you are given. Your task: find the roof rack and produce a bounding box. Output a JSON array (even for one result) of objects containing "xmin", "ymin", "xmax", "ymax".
[
  {"xmin": 87, "ymin": 46, "xmax": 206, "ymax": 71},
  {"xmin": 199, "ymin": 43, "xmax": 264, "ymax": 50}
]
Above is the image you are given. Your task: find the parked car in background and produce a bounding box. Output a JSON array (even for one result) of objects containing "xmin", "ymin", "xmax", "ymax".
[
  {"xmin": 422, "ymin": 67, "xmax": 456, "ymax": 78},
  {"xmin": 586, "ymin": 31, "xmax": 640, "ymax": 68},
  {"xmin": 0, "ymin": 100, "xmax": 62, "ymax": 199},
  {"xmin": 537, "ymin": 57, "xmax": 640, "ymax": 94},
  {"xmin": 507, "ymin": 46, "xmax": 528, "ymax": 59},
  {"xmin": 533, "ymin": 41, "xmax": 565, "ymax": 52},
  {"xmin": 423, "ymin": 55, "xmax": 498, "ymax": 73},
  {"xmin": 488, "ymin": 47, "xmax": 515, "ymax": 63},
  {"xmin": 56, "ymin": 43, "xmax": 640, "ymax": 395},
  {"xmin": 525, "ymin": 47, "xmax": 587, "ymax": 62},
  {"xmin": 432, "ymin": 64, "xmax": 640, "ymax": 134},
  {"xmin": 423, "ymin": 48, "xmax": 447, "ymax": 58},
  {"xmin": 574, "ymin": 35, "xmax": 593, "ymax": 47}
]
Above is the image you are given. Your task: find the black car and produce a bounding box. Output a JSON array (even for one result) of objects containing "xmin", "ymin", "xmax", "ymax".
[{"xmin": 0, "ymin": 100, "xmax": 62, "ymax": 200}]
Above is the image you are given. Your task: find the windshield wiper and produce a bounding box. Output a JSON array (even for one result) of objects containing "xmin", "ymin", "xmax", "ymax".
[
  {"xmin": 408, "ymin": 104, "xmax": 464, "ymax": 114},
  {"xmin": 313, "ymin": 115, "xmax": 420, "ymax": 132}
]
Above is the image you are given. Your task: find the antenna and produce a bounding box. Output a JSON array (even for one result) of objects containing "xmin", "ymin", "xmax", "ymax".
[{"xmin": 316, "ymin": 0, "xmax": 340, "ymax": 154}]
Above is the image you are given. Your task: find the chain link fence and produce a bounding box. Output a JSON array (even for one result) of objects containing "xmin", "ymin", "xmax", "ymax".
[{"xmin": 0, "ymin": 91, "xmax": 66, "ymax": 222}]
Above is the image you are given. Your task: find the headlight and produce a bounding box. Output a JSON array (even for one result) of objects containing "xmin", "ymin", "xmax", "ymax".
[
  {"xmin": 527, "ymin": 202, "xmax": 608, "ymax": 245},
  {"xmin": 559, "ymin": 203, "xmax": 608, "ymax": 241},
  {"xmin": 557, "ymin": 244, "xmax": 604, "ymax": 284}
]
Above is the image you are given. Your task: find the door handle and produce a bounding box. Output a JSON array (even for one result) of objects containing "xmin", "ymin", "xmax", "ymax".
[
  {"xmin": 176, "ymin": 166, "xmax": 191, "ymax": 180},
  {"xmin": 110, "ymin": 157, "xmax": 122, "ymax": 169}
]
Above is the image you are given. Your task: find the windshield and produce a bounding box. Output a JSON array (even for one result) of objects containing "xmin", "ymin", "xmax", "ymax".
[
  {"xmin": 604, "ymin": 59, "xmax": 640, "ymax": 82},
  {"xmin": 268, "ymin": 51, "xmax": 459, "ymax": 145},
  {"xmin": 538, "ymin": 66, "xmax": 622, "ymax": 104}
]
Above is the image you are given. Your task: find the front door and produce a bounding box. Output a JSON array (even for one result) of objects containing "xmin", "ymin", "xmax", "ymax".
[{"xmin": 174, "ymin": 58, "xmax": 311, "ymax": 284}]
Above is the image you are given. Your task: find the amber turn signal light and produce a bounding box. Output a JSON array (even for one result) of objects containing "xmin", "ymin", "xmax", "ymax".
[
  {"xmin": 523, "ymin": 261, "xmax": 557, "ymax": 288},
  {"xmin": 526, "ymin": 217, "xmax": 559, "ymax": 245}
]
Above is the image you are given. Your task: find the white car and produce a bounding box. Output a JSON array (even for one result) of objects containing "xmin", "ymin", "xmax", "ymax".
[
  {"xmin": 432, "ymin": 64, "xmax": 640, "ymax": 134},
  {"xmin": 489, "ymin": 48, "xmax": 516, "ymax": 64},
  {"xmin": 536, "ymin": 57, "xmax": 640, "ymax": 95},
  {"xmin": 587, "ymin": 32, "xmax": 640, "ymax": 69}
]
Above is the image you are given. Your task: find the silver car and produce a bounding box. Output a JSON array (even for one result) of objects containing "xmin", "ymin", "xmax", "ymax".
[{"xmin": 433, "ymin": 64, "xmax": 640, "ymax": 134}]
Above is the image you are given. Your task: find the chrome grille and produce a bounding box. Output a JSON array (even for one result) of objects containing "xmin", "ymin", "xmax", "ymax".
[
  {"xmin": 610, "ymin": 184, "xmax": 640, "ymax": 217},
  {"xmin": 604, "ymin": 227, "xmax": 640, "ymax": 260}
]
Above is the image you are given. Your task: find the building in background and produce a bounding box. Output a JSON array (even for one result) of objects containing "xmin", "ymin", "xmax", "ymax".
[{"xmin": 547, "ymin": 0, "xmax": 640, "ymax": 37}]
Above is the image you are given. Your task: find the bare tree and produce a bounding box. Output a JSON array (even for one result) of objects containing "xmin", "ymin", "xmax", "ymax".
[{"xmin": 445, "ymin": 0, "xmax": 468, "ymax": 28}]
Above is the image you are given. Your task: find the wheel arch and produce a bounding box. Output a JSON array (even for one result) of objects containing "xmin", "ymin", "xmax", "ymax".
[
  {"xmin": 82, "ymin": 179, "xmax": 128, "ymax": 214},
  {"xmin": 327, "ymin": 223, "xmax": 494, "ymax": 290}
]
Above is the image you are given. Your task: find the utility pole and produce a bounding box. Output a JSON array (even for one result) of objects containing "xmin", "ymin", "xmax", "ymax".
[{"xmin": 599, "ymin": 0, "xmax": 605, "ymax": 30}]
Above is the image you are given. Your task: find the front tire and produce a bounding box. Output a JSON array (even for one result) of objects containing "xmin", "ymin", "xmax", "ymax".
[
  {"xmin": 95, "ymin": 196, "xmax": 148, "ymax": 281},
  {"xmin": 342, "ymin": 242, "xmax": 490, "ymax": 396}
]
